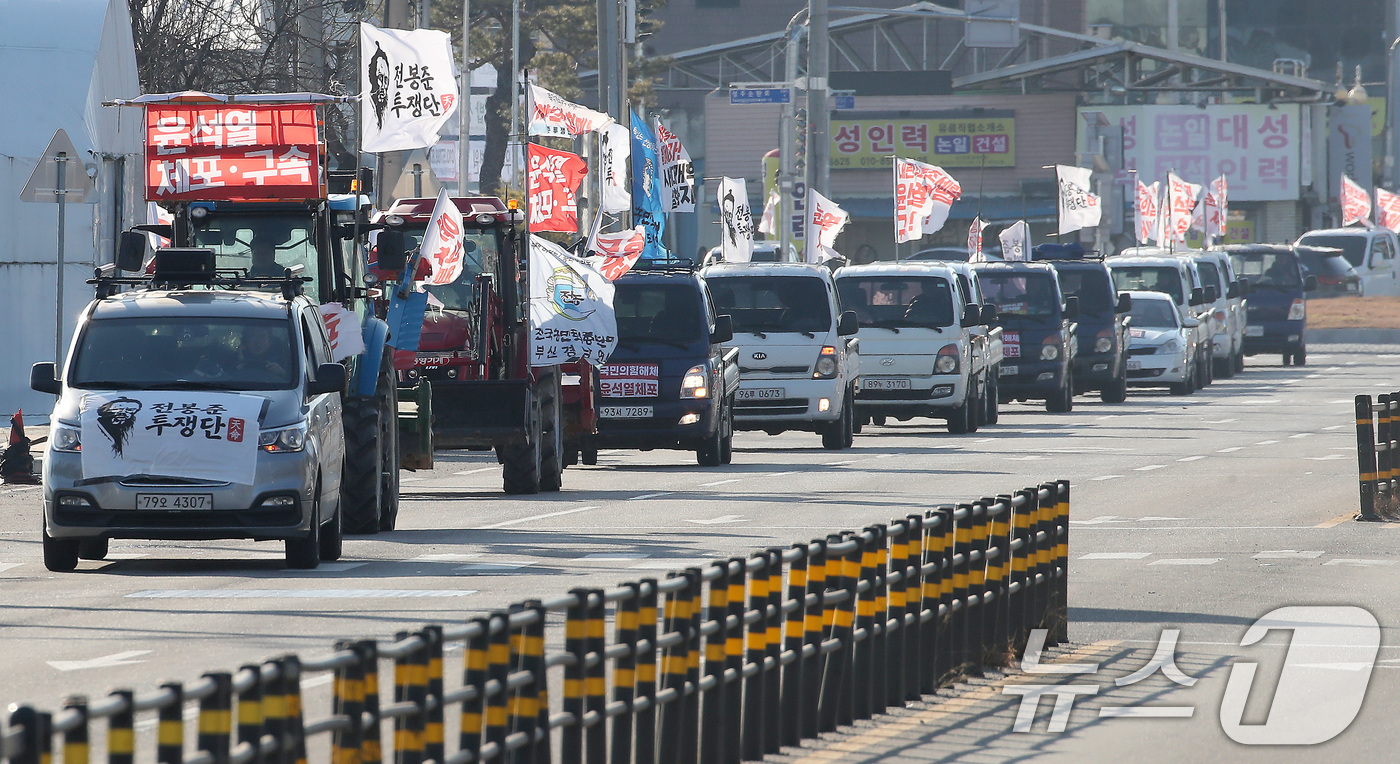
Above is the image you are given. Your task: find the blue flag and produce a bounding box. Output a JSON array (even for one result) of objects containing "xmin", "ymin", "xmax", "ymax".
[
  {"xmin": 385, "ymin": 286, "xmax": 430, "ymax": 351},
  {"xmin": 630, "ymin": 111, "xmax": 671, "ymax": 261}
]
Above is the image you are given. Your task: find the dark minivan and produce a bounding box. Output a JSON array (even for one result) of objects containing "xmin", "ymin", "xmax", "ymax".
[
  {"xmin": 1223, "ymin": 244, "xmax": 1317, "ymax": 366},
  {"xmin": 970, "ymin": 261, "xmax": 1080, "ymax": 412},
  {"xmin": 1034, "ymin": 244, "xmax": 1132, "ymax": 403},
  {"xmin": 586, "ymin": 263, "xmax": 741, "ymax": 465}
]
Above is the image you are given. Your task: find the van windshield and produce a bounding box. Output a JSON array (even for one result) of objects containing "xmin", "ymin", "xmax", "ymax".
[
  {"xmin": 1196, "ymin": 261, "xmax": 1222, "ymax": 295},
  {"xmin": 70, "ymin": 317, "xmax": 297, "ymax": 391},
  {"xmin": 1110, "ymin": 266, "xmax": 1184, "ymax": 305},
  {"xmin": 975, "ymin": 273, "xmax": 1060, "ymax": 317},
  {"xmin": 1054, "ymin": 268, "xmax": 1114, "ymax": 315},
  {"xmin": 1128, "ymin": 299, "xmax": 1179, "ymax": 329},
  {"xmin": 614, "ymin": 283, "xmax": 706, "ymax": 344},
  {"xmin": 1298, "ymin": 235, "xmax": 1366, "ymax": 268},
  {"xmin": 1229, "ymin": 252, "xmax": 1301, "ymax": 290},
  {"xmin": 708, "ymin": 276, "xmax": 831, "ymax": 334},
  {"xmin": 836, "ymin": 276, "xmax": 955, "ymax": 329}
]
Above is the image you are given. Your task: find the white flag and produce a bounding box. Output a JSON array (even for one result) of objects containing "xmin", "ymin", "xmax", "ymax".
[
  {"xmin": 998, "ymin": 220, "xmax": 1030, "ymax": 261},
  {"xmin": 1165, "ymin": 173, "xmax": 1202, "ymax": 243},
  {"xmin": 527, "ymin": 83, "xmax": 613, "ymax": 138},
  {"xmin": 1203, "ymin": 175, "xmax": 1228, "ymax": 242},
  {"xmin": 361, "ymin": 23, "xmax": 460, "ymax": 153},
  {"xmin": 599, "ymin": 123, "xmax": 631, "ymax": 214},
  {"xmin": 894, "ymin": 158, "xmax": 961, "ymax": 243},
  {"xmin": 1056, "ymin": 165, "xmax": 1101, "ymax": 235},
  {"xmin": 655, "ymin": 119, "xmax": 697, "ymax": 213},
  {"xmin": 807, "ymin": 189, "xmax": 849, "ymax": 260},
  {"xmin": 1135, "ymin": 180, "xmax": 1160, "ymax": 245},
  {"xmin": 1342, "ymin": 174, "xmax": 1373, "ymax": 227},
  {"xmin": 418, "ymin": 188, "xmax": 466, "ymax": 287},
  {"xmin": 758, "ymin": 189, "xmax": 781, "ymax": 236},
  {"xmin": 529, "ymin": 235, "xmax": 617, "ymax": 367},
  {"xmin": 967, "ymin": 216, "xmax": 989, "ymax": 261},
  {"xmin": 1377, "ymin": 187, "xmax": 1400, "ymax": 232},
  {"xmin": 717, "ymin": 177, "xmax": 755, "ymax": 263},
  {"xmin": 585, "ymin": 216, "xmax": 647, "ymax": 280}
]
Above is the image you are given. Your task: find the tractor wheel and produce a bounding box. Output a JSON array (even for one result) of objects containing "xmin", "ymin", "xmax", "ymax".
[
  {"xmin": 377, "ymin": 367, "xmax": 401, "ymax": 531},
  {"xmin": 341, "ymin": 396, "xmax": 382, "ymax": 534},
  {"xmin": 501, "ymin": 392, "xmax": 543, "ymax": 495},
  {"xmin": 539, "ymin": 372, "xmax": 564, "ymax": 492}
]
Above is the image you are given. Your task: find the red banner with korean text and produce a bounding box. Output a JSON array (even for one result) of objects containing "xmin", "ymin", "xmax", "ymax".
[
  {"xmin": 527, "ymin": 143, "xmax": 588, "ymax": 233},
  {"xmin": 1341, "ymin": 174, "xmax": 1372, "ymax": 227},
  {"xmin": 145, "ymin": 105, "xmax": 322, "ymax": 200},
  {"xmin": 1376, "ymin": 187, "xmax": 1400, "ymax": 233}
]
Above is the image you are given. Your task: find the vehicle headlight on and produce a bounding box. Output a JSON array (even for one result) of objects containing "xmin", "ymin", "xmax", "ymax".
[
  {"xmin": 1040, "ymin": 343, "xmax": 1061, "ymax": 361},
  {"xmin": 51, "ymin": 425, "xmax": 81, "ymax": 453},
  {"xmin": 812, "ymin": 346, "xmax": 839, "ymax": 379},
  {"xmin": 681, "ymin": 365, "xmax": 709, "ymax": 398},
  {"xmin": 1093, "ymin": 336, "xmax": 1113, "ymax": 353},
  {"xmin": 259, "ymin": 422, "xmax": 307, "ymax": 453},
  {"xmin": 1287, "ymin": 299, "xmax": 1305, "ymax": 321},
  {"xmin": 1158, "ymin": 339, "xmax": 1180, "ymax": 354}
]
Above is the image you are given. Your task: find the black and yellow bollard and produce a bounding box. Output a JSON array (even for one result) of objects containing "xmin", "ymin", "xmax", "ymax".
[
  {"xmin": 356, "ymin": 641, "xmax": 383, "ymax": 764},
  {"xmin": 723, "ymin": 557, "xmax": 746, "ymax": 764},
  {"xmin": 699, "ymin": 561, "xmax": 730, "ymax": 764},
  {"xmin": 108, "ymin": 690, "xmax": 136, "ymax": 764},
  {"xmin": 611, "ymin": 582, "xmax": 641, "ymax": 763},
  {"xmin": 852, "ymin": 529, "xmax": 878, "ymax": 721},
  {"xmin": 198, "ymin": 672, "xmax": 233, "ymax": 764},
  {"xmin": 1054, "ymin": 481, "xmax": 1071, "ymax": 643},
  {"xmin": 635, "ymin": 578, "xmax": 660, "ymax": 764},
  {"xmin": 562, "ymin": 593, "xmax": 588, "ymax": 764},
  {"xmin": 332, "ymin": 641, "xmax": 364, "ymax": 764},
  {"xmin": 1359, "ymin": 395, "xmax": 1380, "ymax": 520},
  {"xmin": 741, "ymin": 556, "xmax": 768, "ymax": 760},
  {"xmin": 583, "ymin": 590, "xmax": 608, "ymax": 763},
  {"xmin": 681, "ymin": 569, "xmax": 704, "ymax": 764},
  {"xmin": 422, "ymin": 626, "xmax": 445, "ymax": 764},
  {"xmin": 900, "ymin": 514, "xmax": 924, "ymax": 701},
  {"xmin": 157, "ymin": 681, "xmax": 183, "ymax": 764},
  {"xmin": 484, "ymin": 615, "xmax": 511, "ymax": 760},
  {"xmin": 780, "ymin": 543, "xmax": 809, "ymax": 747},
  {"xmin": 762, "ymin": 547, "xmax": 785, "ymax": 757},
  {"xmin": 62, "ymin": 695, "xmax": 89, "ymax": 764},
  {"xmin": 800, "ymin": 540, "xmax": 827, "ymax": 740},
  {"xmin": 459, "ymin": 619, "xmax": 491, "ymax": 758},
  {"xmin": 870, "ymin": 524, "xmax": 890, "ymax": 717},
  {"xmin": 9, "ymin": 706, "xmax": 51, "ymax": 764},
  {"xmin": 236, "ymin": 664, "xmax": 264, "ymax": 764}
]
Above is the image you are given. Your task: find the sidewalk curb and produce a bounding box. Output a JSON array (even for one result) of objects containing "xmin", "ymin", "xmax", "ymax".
[{"xmin": 1309, "ymin": 328, "xmax": 1400, "ymax": 345}]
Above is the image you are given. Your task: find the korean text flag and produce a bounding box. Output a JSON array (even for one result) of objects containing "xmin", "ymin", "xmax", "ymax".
[
  {"xmin": 1377, "ymin": 187, "xmax": 1400, "ymax": 233},
  {"xmin": 655, "ymin": 119, "xmax": 697, "ymax": 213},
  {"xmin": 1342, "ymin": 174, "xmax": 1373, "ymax": 227},
  {"xmin": 998, "ymin": 220, "xmax": 1030, "ymax": 261},
  {"xmin": 527, "ymin": 143, "xmax": 588, "ymax": 233},
  {"xmin": 419, "ymin": 188, "xmax": 466, "ymax": 286},
  {"xmin": 718, "ymin": 177, "xmax": 755, "ymax": 263},
  {"xmin": 1165, "ymin": 173, "xmax": 1202, "ymax": 242},
  {"xmin": 894, "ymin": 158, "xmax": 961, "ymax": 243},
  {"xmin": 80, "ymin": 392, "xmax": 263, "ymax": 485},
  {"xmin": 599, "ymin": 123, "xmax": 631, "ymax": 214},
  {"xmin": 361, "ymin": 23, "xmax": 459, "ymax": 153},
  {"xmin": 528, "ymin": 84, "xmax": 613, "ymax": 138},
  {"xmin": 1056, "ymin": 165, "xmax": 1101, "ymax": 235},
  {"xmin": 807, "ymin": 189, "xmax": 849, "ymax": 262},
  {"xmin": 585, "ymin": 217, "xmax": 647, "ymax": 280},
  {"xmin": 967, "ymin": 216, "xmax": 989, "ymax": 261},
  {"xmin": 630, "ymin": 112, "xmax": 670, "ymax": 260},
  {"xmin": 1135, "ymin": 180, "xmax": 1160, "ymax": 244},
  {"xmin": 529, "ymin": 235, "xmax": 618, "ymax": 366},
  {"xmin": 1204, "ymin": 175, "xmax": 1229, "ymax": 241}
]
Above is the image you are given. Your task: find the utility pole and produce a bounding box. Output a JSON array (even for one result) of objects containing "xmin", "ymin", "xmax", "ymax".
[
  {"xmin": 597, "ymin": 0, "xmax": 617, "ymax": 119},
  {"xmin": 508, "ymin": 0, "xmax": 522, "ymax": 194},
  {"xmin": 459, "ymin": 0, "xmax": 471, "ymax": 193},
  {"xmin": 781, "ymin": 11, "xmax": 807, "ymax": 262},
  {"xmin": 807, "ymin": 0, "xmax": 830, "ymax": 200}
]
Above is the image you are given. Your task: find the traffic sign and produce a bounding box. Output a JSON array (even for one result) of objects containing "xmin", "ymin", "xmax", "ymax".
[
  {"xmin": 20, "ymin": 129, "xmax": 94, "ymax": 204},
  {"xmin": 730, "ymin": 87, "xmax": 792, "ymax": 106},
  {"xmin": 833, "ymin": 95, "xmax": 856, "ymax": 110}
]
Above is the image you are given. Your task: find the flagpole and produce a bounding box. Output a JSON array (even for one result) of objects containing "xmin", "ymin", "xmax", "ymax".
[
  {"xmin": 1042, "ymin": 164, "xmax": 1060, "ymax": 239},
  {"xmin": 892, "ymin": 155, "xmax": 900, "ymax": 262}
]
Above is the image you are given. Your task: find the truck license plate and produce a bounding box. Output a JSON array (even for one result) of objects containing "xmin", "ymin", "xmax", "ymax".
[
  {"xmin": 136, "ymin": 493, "xmax": 213, "ymax": 510},
  {"xmin": 863, "ymin": 378, "xmax": 911, "ymax": 390},
  {"xmin": 1245, "ymin": 325, "xmax": 1263, "ymax": 337},
  {"xmin": 999, "ymin": 365, "xmax": 1018, "ymax": 376},
  {"xmin": 1127, "ymin": 360, "xmax": 1142, "ymax": 371},
  {"xmin": 600, "ymin": 406, "xmax": 654, "ymax": 419},
  {"xmin": 737, "ymin": 388, "xmax": 784, "ymax": 400}
]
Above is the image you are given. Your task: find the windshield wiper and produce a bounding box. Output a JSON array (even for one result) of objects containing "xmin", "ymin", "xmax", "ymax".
[{"xmin": 142, "ymin": 381, "xmax": 241, "ymax": 390}]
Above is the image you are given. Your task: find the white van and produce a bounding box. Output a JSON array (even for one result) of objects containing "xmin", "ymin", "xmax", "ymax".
[
  {"xmin": 1295, "ymin": 228, "xmax": 1400, "ymax": 296},
  {"xmin": 835, "ymin": 263, "xmax": 986, "ymax": 433},
  {"xmin": 1190, "ymin": 250, "xmax": 1246, "ymax": 378},
  {"xmin": 702, "ymin": 262, "xmax": 860, "ymax": 449}
]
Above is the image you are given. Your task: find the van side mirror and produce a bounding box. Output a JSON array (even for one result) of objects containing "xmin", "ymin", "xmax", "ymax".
[
  {"xmin": 1205, "ymin": 285, "xmax": 1219, "ymax": 303},
  {"xmin": 1237, "ymin": 277, "xmax": 1250, "ymax": 296},
  {"xmin": 980, "ymin": 304, "xmax": 998, "ymax": 324},
  {"xmin": 1115, "ymin": 292, "xmax": 1132, "ymax": 313},
  {"xmin": 711, "ymin": 314, "xmax": 734, "ymax": 344},
  {"xmin": 1190, "ymin": 287, "xmax": 1205, "ymax": 306},
  {"xmin": 1062, "ymin": 296, "xmax": 1080, "ymax": 319},
  {"xmin": 1304, "ymin": 274, "xmax": 1319, "ymax": 292},
  {"xmin": 1226, "ymin": 281, "xmax": 1239, "ymax": 299},
  {"xmin": 837, "ymin": 310, "xmax": 858, "ymax": 336},
  {"xmin": 308, "ymin": 363, "xmax": 347, "ymax": 396},
  {"xmin": 1183, "ymin": 317, "xmax": 1201, "ymax": 328},
  {"xmin": 30, "ymin": 362, "xmax": 60, "ymax": 395},
  {"xmin": 376, "ymin": 229, "xmax": 408, "ymax": 274},
  {"xmin": 116, "ymin": 231, "xmax": 148, "ymax": 272},
  {"xmin": 960, "ymin": 305, "xmax": 980, "ymax": 328}
]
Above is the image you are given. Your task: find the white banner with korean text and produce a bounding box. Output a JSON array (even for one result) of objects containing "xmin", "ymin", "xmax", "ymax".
[
  {"xmin": 528, "ymin": 236, "xmax": 618, "ymax": 366},
  {"xmin": 80, "ymin": 392, "xmax": 263, "ymax": 485}
]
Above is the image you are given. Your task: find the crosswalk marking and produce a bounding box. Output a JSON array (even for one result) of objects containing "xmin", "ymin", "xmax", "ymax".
[
  {"xmin": 1150, "ymin": 558, "xmax": 1220, "ymax": 566},
  {"xmin": 1253, "ymin": 550, "xmax": 1323, "ymax": 559},
  {"xmin": 126, "ymin": 589, "xmax": 478, "ymax": 598},
  {"xmin": 1079, "ymin": 553, "xmax": 1151, "ymax": 560}
]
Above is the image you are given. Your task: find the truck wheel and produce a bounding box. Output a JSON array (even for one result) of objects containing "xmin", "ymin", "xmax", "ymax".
[
  {"xmin": 1294, "ymin": 347, "xmax": 1307, "ymax": 366},
  {"xmin": 285, "ymin": 492, "xmax": 322, "ymax": 570},
  {"xmin": 1170, "ymin": 381, "xmax": 1191, "ymax": 395},
  {"xmin": 966, "ymin": 381, "xmax": 981, "ymax": 433},
  {"xmin": 581, "ymin": 444, "xmax": 599, "ymax": 466},
  {"xmin": 341, "ymin": 396, "xmax": 383, "ymax": 534},
  {"xmin": 721, "ymin": 397, "xmax": 735, "ymax": 463},
  {"xmin": 77, "ymin": 538, "xmax": 109, "ymax": 561},
  {"xmin": 985, "ymin": 373, "xmax": 1000, "ymax": 425},
  {"xmin": 1214, "ymin": 356, "xmax": 1234, "ymax": 379},
  {"xmin": 1100, "ymin": 374, "xmax": 1128, "ymax": 404},
  {"xmin": 377, "ymin": 368, "xmax": 400, "ymax": 531},
  {"xmin": 1233, "ymin": 350, "xmax": 1245, "ymax": 374},
  {"xmin": 872, "ymin": 415, "xmax": 887, "ymax": 427},
  {"xmin": 821, "ymin": 397, "xmax": 852, "ymax": 450},
  {"xmin": 539, "ymin": 372, "xmax": 564, "ymax": 492},
  {"xmin": 1046, "ymin": 372, "xmax": 1073, "ymax": 413},
  {"xmin": 42, "ymin": 528, "xmax": 78, "ymax": 572},
  {"xmin": 842, "ymin": 390, "xmax": 855, "ymax": 448},
  {"xmin": 501, "ymin": 393, "xmax": 543, "ymax": 494},
  {"xmin": 947, "ymin": 401, "xmax": 972, "ymax": 434},
  {"xmin": 319, "ymin": 493, "xmax": 343, "ymax": 562},
  {"xmin": 697, "ymin": 410, "xmax": 725, "ymax": 466}
]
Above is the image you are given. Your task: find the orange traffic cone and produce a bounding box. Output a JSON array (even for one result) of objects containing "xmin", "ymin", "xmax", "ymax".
[{"xmin": 0, "ymin": 410, "xmax": 40, "ymax": 484}]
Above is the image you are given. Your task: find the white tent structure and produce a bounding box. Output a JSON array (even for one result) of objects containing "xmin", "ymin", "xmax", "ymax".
[{"xmin": 0, "ymin": 0, "xmax": 144, "ymax": 417}]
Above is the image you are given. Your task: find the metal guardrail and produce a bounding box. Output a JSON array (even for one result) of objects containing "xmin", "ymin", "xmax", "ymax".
[
  {"xmin": 1356, "ymin": 394, "xmax": 1395, "ymax": 521},
  {"xmin": 2, "ymin": 480, "xmax": 1070, "ymax": 764}
]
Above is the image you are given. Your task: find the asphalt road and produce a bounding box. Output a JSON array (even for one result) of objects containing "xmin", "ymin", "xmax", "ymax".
[{"xmin": 0, "ymin": 347, "xmax": 1395, "ymax": 762}]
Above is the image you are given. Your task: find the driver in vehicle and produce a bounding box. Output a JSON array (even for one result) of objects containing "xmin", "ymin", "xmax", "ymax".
[
  {"xmin": 236, "ymin": 325, "xmax": 288, "ymax": 377},
  {"xmin": 247, "ymin": 237, "xmax": 285, "ymax": 278}
]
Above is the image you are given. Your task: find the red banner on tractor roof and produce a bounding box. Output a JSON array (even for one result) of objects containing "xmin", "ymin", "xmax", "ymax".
[{"xmin": 145, "ymin": 105, "xmax": 323, "ymax": 201}]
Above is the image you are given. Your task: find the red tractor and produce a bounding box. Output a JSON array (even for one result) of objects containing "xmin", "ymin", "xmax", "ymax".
[{"xmin": 373, "ymin": 196, "xmax": 599, "ymax": 493}]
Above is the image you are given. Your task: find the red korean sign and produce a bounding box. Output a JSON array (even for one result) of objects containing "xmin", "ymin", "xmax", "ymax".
[
  {"xmin": 527, "ymin": 143, "xmax": 588, "ymax": 233},
  {"xmin": 599, "ymin": 363, "xmax": 659, "ymax": 398},
  {"xmin": 145, "ymin": 105, "xmax": 323, "ymax": 201}
]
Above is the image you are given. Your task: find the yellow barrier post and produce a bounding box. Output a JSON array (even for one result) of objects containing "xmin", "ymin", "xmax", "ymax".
[
  {"xmin": 635, "ymin": 578, "xmax": 660, "ymax": 764},
  {"xmin": 331, "ymin": 641, "xmax": 364, "ymax": 764},
  {"xmin": 61, "ymin": 695, "xmax": 88, "ymax": 764},
  {"xmin": 422, "ymin": 627, "xmax": 445, "ymax": 764},
  {"xmin": 236, "ymin": 664, "xmax": 264, "ymax": 764},
  {"xmin": 156, "ymin": 682, "xmax": 183, "ymax": 764},
  {"xmin": 762, "ymin": 548, "xmax": 785, "ymax": 757},
  {"xmin": 459, "ymin": 619, "xmax": 491, "ymax": 759},
  {"xmin": 355, "ymin": 642, "xmax": 383, "ymax": 764},
  {"xmin": 107, "ymin": 691, "xmax": 135, "ymax": 764},
  {"xmin": 699, "ymin": 560, "xmax": 729, "ymax": 764},
  {"xmin": 198, "ymin": 673, "xmax": 233, "ymax": 764}
]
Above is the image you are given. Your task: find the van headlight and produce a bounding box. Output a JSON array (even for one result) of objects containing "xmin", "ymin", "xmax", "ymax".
[
  {"xmin": 1040, "ymin": 344, "xmax": 1060, "ymax": 361},
  {"xmin": 51, "ymin": 424, "xmax": 81, "ymax": 453},
  {"xmin": 1158, "ymin": 340, "xmax": 1180, "ymax": 354},
  {"xmin": 259, "ymin": 422, "xmax": 307, "ymax": 453},
  {"xmin": 680, "ymin": 365, "xmax": 709, "ymax": 399},
  {"xmin": 1287, "ymin": 299, "xmax": 1305, "ymax": 321},
  {"xmin": 812, "ymin": 346, "xmax": 839, "ymax": 379},
  {"xmin": 1093, "ymin": 336, "xmax": 1113, "ymax": 353}
]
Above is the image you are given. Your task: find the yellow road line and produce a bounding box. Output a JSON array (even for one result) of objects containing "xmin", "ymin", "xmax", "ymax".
[
  {"xmin": 1316, "ymin": 512, "xmax": 1358, "ymax": 528},
  {"xmin": 785, "ymin": 639, "xmax": 1124, "ymax": 763}
]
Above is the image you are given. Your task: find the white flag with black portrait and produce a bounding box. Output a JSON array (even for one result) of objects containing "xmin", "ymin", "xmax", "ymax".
[
  {"xmin": 717, "ymin": 177, "xmax": 755, "ymax": 263},
  {"xmin": 599, "ymin": 123, "xmax": 632, "ymax": 214},
  {"xmin": 360, "ymin": 23, "xmax": 460, "ymax": 153},
  {"xmin": 1056, "ymin": 164, "xmax": 1101, "ymax": 236},
  {"xmin": 998, "ymin": 220, "xmax": 1030, "ymax": 261}
]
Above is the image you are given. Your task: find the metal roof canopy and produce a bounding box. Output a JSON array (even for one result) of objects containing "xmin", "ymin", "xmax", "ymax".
[
  {"xmin": 105, "ymin": 91, "xmax": 355, "ymax": 107},
  {"xmin": 953, "ymin": 40, "xmax": 1332, "ymax": 103}
]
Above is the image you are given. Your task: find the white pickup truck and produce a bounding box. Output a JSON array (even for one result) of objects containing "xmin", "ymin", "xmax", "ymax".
[
  {"xmin": 835, "ymin": 262, "xmax": 990, "ymax": 434},
  {"xmin": 948, "ymin": 261, "xmax": 1005, "ymax": 424}
]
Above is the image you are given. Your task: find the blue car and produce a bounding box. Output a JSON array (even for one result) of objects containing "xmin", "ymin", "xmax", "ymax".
[{"xmin": 1224, "ymin": 244, "xmax": 1318, "ymax": 366}]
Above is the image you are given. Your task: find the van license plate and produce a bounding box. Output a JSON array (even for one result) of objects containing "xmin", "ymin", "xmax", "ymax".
[
  {"xmin": 1127, "ymin": 360, "xmax": 1142, "ymax": 371},
  {"xmin": 738, "ymin": 388, "xmax": 784, "ymax": 400},
  {"xmin": 136, "ymin": 494, "xmax": 213, "ymax": 510},
  {"xmin": 600, "ymin": 406, "xmax": 653, "ymax": 419},
  {"xmin": 1245, "ymin": 325, "xmax": 1264, "ymax": 337},
  {"xmin": 999, "ymin": 365, "xmax": 1018, "ymax": 376},
  {"xmin": 863, "ymin": 378, "xmax": 911, "ymax": 390}
]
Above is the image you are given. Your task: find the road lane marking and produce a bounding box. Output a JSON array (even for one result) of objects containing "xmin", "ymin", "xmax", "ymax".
[
  {"xmin": 126, "ymin": 589, "xmax": 479, "ymax": 598},
  {"xmin": 581, "ymin": 553, "xmax": 649, "ymax": 560},
  {"xmin": 764, "ymin": 471, "xmax": 799, "ymax": 477},
  {"xmin": 824, "ymin": 460, "xmax": 855, "ymax": 466},
  {"xmin": 1150, "ymin": 558, "xmax": 1220, "ymax": 566},
  {"xmin": 47, "ymin": 650, "xmax": 152, "ymax": 672},
  {"xmin": 1177, "ymin": 455, "xmax": 1206, "ymax": 462},
  {"xmin": 1139, "ymin": 517, "xmax": 1186, "ymax": 521},
  {"xmin": 103, "ymin": 553, "xmax": 149, "ymax": 560},
  {"xmin": 627, "ymin": 492, "xmax": 673, "ymax": 501},
  {"xmin": 1253, "ymin": 550, "xmax": 1324, "ymax": 559},
  {"xmin": 1323, "ymin": 424, "xmax": 1348, "ymax": 431},
  {"xmin": 455, "ymin": 561, "xmax": 535, "ymax": 573},
  {"xmin": 1099, "ymin": 707, "xmax": 1195, "ymax": 719},
  {"xmin": 1254, "ymin": 440, "xmax": 1279, "ymax": 445},
  {"xmin": 454, "ymin": 467, "xmax": 498, "ymax": 475},
  {"xmin": 629, "ymin": 558, "xmax": 717, "ymax": 569},
  {"xmin": 1090, "ymin": 475, "xmax": 1122, "ymax": 481},
  {"xmin": 1206, "ymin": 419, "xmax": 1237, "ymax": 424},
  {"xmin": 309, "ymin": 562, "xmax": 368, "ymax": 572},
  {"xmin": 1134, "ymin": 464, "xmax": 1165, "ymax": 471},
  {"xmin": 684, "ymin": 515, "xmax": 747, "ymax": 525},
  {"xmin": 1079, "ymin": 552, "xmax": 1150, "ymax": 560},
  {"xmin": 482, "ymin": 506, "xmax": 601, "ymax": 529},
  {"xmin": 0, "ymin": 563, "xmax": 24, "ymax": 574},
  {"xmin": 1324, "ymin": 559, "xmax": 1397, "ymax": 567},
  {"xmin": 1306, "ymin": 454, "xmax": 1347, "ymax": 461},
  {"xmin": 698, "ymin": 478, "xmax": 743, "ymax": 487},
  {"xmin": 1289, "ymin": 433, "xmax": 1312, "ymax": 438},
  {"xmin": 1216, "ymin": 447, "xmax": 1244, "ymax": 453}
]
